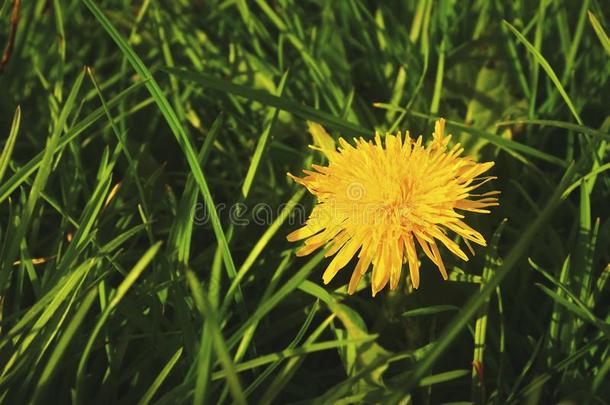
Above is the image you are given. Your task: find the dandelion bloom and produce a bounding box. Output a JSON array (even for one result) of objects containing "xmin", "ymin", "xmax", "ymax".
[{"xmin": 287, "ymin": 119, "xmax": 499, "ymax": 296}]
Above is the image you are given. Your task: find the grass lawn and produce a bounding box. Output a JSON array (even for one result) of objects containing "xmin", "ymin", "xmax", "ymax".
[{"xmin": 0, "ymin": 0, "xmax": 609, "ymax": 403}]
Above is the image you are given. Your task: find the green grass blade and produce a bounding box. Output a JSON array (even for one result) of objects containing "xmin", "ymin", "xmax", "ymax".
[
  {"xmin": 0, "ymin": 69, "xmax": 86, "ymax": 289},
  {"xmin": 227, "ymin": 251, "xmax": 325, "ymax": 350},
  {"xmin": 503, "ymin": 20, "xmax": 584, "ymax": 125},
  {"xmin": 535, "ymin": 283, "xmax": 610, "ymax": 336},
  {"xmin": 82, "ymin": 0, "xmax": 240, "ymax": 307},
  {"xmin": 257, "ymin": 315, "xmax": 336, "ymax": 405},
  {"xmin": 0, "ymin": 105, "xmax": 20, "ymax": 184},
  {"xmin": 471, "ymin": 220, "xmax": 507, "ymax": 403},
  {"xmin": 589, "ymin": 348, "xmax": 610, "ymax": 400},
  {"xmin": 99, "ymin": 224, "xmax": 148, "ymax": 254},
  {"xmin": 559, "ymin": 0, "xmax": 590, "ymax": 88},
  {"xmin": 86, "ymin": 67, "xmax": 153, "ymax": 242},
  {"xmin": 511, "ymin": 336, "xmax": 605, "ymax": 402},
  {"xmin": 31, "ymin": 288, "xmax": 97, "ymax": 404},
  {"xmin": 401, "ymin": 305, "xmax": 459, "ymax": 319},
  {"xmin": 561, "ymin": 162, "xmax": 610, "ymax": 199},
  {"xmin": 75, "ymin": 241, "xmax": 162, "ymax": 403},
  {"xmin": 505, "ymin": 336, "xmax": 545, "ymax": 402},
  {"xmin": 163, "ymin": 67, "xmax": 370, "ymax": 136},
  {"xmin": 229, "ymin": 253, "xmax": 293, "ymax": 373},
  {"xmin": 169, "ymin": 113, "xmax": 223, "ymax": 270},
  {"xmin": 496, "ymin": 119, "xmax": 610, "ymax": 141},
  {"xmin": 429, "ymin": 37, "xmax": 445, "ymax": 115},
  {"xmin": 589, "ymin": 264, "xmax": 610, "ymax": 309},
  {"xmin": 52, "ymin": 172, "xmax": 112, "ymax": 276},
  {"xmin": 576, "ymin": 181, "xmax": 594, "ymax": 303},
  {"xmin": 375, "ymin": 106, "xmax": 566, "ymax": 166},
  {"xmin": 193, "ymin": 320, "xmax": 214, "ymax": 405},
  {"xmin": 186, "ymin": 271, "xmax": 246, "ymax": 405},
  {"xmin": 588, "ymin": 11, "xmax": 610, "ymax": 56},
  {"xmin": 0, "ymin": 80, "xmax": 146, "ymax": 204},
  {"xmin": 136, "ymin": 347, "xmax": 183, "ymax": 405},
  {"xmin": 221, "ymin": 189, "xmax": 306, "ymax": 313},
  {"xmin": 419, "ymin": 369, "xmax": 470, "ymax": 387},
  {"xmin": 242, "ymin": 301, "xmax": 320, "ymax": 397},
  {"xmin": 241, "ymin": 71, "xmax": 288, "ymax": 198},
  {"xmin": 212, "ymin": 337, "xmax": 376, "ymax": 380},
  {"xmin": 527, "ymin": 0, "xmax": 547, "ymax": 120},
  {"xmin": 529, "ymin": 259, "xmax": 610, "ymax": 335},
  {"xmin": 0, "ymin": 259, "xmax": 94, "ymax": 373},
  {"xmin": 548, "ymin": 256, "xmax": 571, "ymax": 353}
]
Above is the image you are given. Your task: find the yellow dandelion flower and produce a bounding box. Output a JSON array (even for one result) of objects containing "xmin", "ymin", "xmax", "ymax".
[{"xmin": 287, "ymin": 119, "xmax": 499, "ymax": 296}]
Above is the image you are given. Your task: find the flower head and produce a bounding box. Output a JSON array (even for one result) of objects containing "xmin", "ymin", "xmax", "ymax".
[{"xmin": 287, "ymin": 119, "xmax": 499, "ymax": 296}]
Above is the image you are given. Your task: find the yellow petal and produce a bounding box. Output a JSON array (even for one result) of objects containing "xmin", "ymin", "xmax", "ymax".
[
  {"xmin": 287, "ymin": 225, "xmax": 318, "ymax": 242},
  {"xmin": 430, "ymin": 241, "xmax": 448, "ymax": 280},
  {"xmin": 348, "ymin": 267, "xmax": 364, "ymax": 295},
  {"xmin": 389, "ymin": 238, "xmax": 404, "ymax": 290},
  {"xmin": 371, "ymin": 244, "xmax": 390, "ymax": 296},
  {"xmin": 322, "ymin": 235, "xmax": 361, "ymax": 284},
  {"xmin": 404, "ymin": 235, "xmax": 420, "ymax": 289},
  {"xmin": 445, "ymin": 219, "xmax": 487, "ymax": 246},
  {"xmin": 429, "ymin": 228, "xmax": 468, "ymax": 261},
  {"xmin": 296, "ymin": 241, "xmax": 324, "ymax": 257}
]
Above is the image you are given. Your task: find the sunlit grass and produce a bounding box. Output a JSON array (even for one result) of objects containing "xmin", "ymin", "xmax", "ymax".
[{"xmin": 0, "ymin": 1, "xmax": 608, "ymax": 404}]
